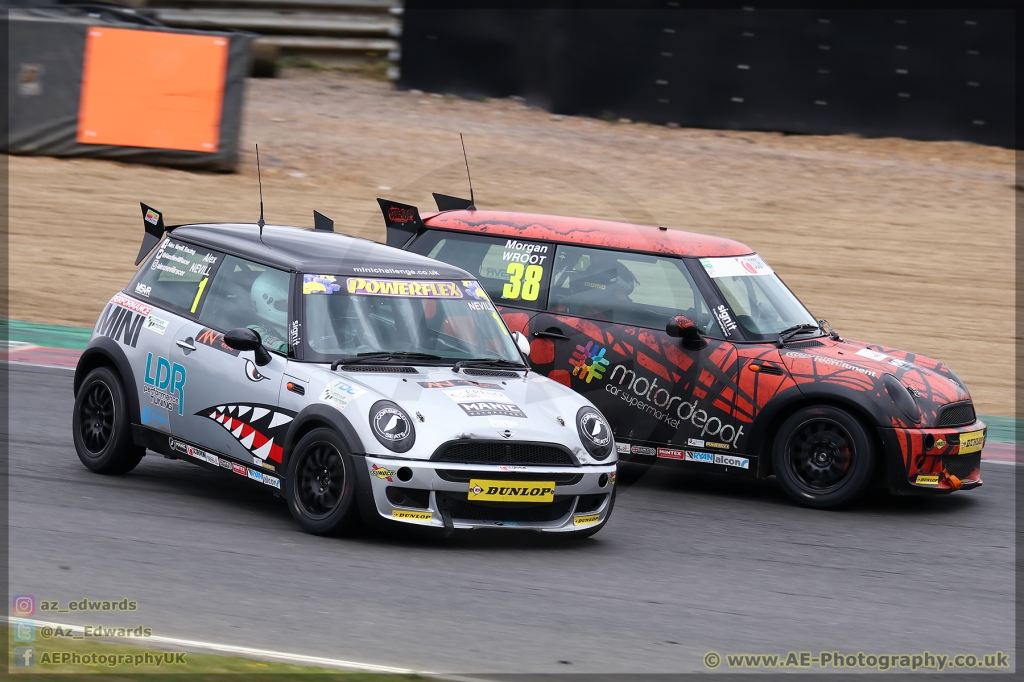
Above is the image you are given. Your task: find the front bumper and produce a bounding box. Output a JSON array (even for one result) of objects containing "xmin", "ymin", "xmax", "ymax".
[
  {"xmin": 359, "ymin": 455, "xmax": 617, "ymax": 532},
  {"xmin": 880, "ymin": 420, "xmax": 986, "ymax": 494}
]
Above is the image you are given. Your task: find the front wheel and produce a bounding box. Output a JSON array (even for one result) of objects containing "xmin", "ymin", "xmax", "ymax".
[
  {"xmin": 772, "ymin": 406, "xmax": 874, "ymax": 508},
  {"xmin": 285, "ymin": 428, "xmax": 360, "ymax": 535},
  {"xmin": 72, "ymin": 367, "xmax": 145, "ymax": 474}
]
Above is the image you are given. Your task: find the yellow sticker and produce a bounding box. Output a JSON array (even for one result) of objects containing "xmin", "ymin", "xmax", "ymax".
[
  {"xmin": 573, "ymin": 513, "xmax": 600, "ymax": 527},
  {"xmin": 190, "ymin": 277, "xmax": 208, "ymax": 313},
  {"xmin": 915, "ymin": 474, "xmax": 940, "ymax": 485},
  {"xmin": 958, "ymin": 430, "xmax": 985, "ymax": 455},
  {"xmin": 392, "ymin": 510, "xmax": 433, "ymax": 523},
  {"xmin": 468, "ymin": 479, "xmax": 555, "ymax": 503}
]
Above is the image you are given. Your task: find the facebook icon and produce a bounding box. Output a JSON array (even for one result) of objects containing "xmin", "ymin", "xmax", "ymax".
[{"xmin": 13, "ymin": 646, "xmax": 35, "ymax": 667}]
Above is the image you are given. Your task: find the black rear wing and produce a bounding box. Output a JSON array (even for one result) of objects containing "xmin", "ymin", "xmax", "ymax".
[
  {"xmin": 377, "ymin": 193, "xmax": 474, "ymax": 248},
  {"xmin": 136, "ymin": 203, "xmax": 166, "ymax": 265}
]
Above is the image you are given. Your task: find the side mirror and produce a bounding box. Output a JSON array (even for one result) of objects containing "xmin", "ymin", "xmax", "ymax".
[
  {"xmin": 224, "ymin": 327, "xmax": 273, "ymax": 366},
  {"xmin": 666, "ymin": 315, "xmax": 707, "ymax": 351},
  {"xmin": 511, "ymin": 330, "xmax": 532, "ymax": 359}
]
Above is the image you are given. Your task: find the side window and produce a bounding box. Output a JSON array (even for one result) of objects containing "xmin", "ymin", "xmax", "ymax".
[
  {"xmin": 549, "ymin": 245, "xmax": 719, "ymax": 335},
  {"xmin": 408, "ymin": 231, "xmax": 553, "ymax": 310},
  {"xmin": 129, "ymin": 238, "xmax": 220, "ymax": 315},
  {"xmin": 198, "ymin": 255, "xmax": 291, "ymax": 354}
]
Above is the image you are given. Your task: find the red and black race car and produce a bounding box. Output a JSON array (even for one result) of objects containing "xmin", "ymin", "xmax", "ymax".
[{"xmin": 377, "ymin": 194, "xmax": 986, "ymax": 508}]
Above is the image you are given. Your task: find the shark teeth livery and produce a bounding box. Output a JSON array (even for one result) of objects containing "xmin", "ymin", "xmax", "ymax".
[{"xmin": 197, "ymin": 403, "xmax": 295, "ymax": 463}]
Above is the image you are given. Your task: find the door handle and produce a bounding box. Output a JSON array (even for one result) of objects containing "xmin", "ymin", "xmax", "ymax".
[
  {"xmin": 533, "ymin": 329, "xmax": 569, "ymax": 341},
  {"xmin": 175, "ymin": 338, "xmax": 197, "ymax": 352}
]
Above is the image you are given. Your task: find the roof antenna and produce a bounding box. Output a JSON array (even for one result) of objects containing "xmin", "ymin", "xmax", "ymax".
[
  {"xmin": 255, "ymin": 144, "xmax": 266, "ymax": 237},
  {"xmin": 460, "ymin": 133, "xmax": 476, "ymax": 210}
]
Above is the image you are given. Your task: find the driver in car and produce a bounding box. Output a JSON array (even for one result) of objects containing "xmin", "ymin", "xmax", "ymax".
[{"xmin": 249, "ymin": 269, "xmax": 290, "ymax": 353}]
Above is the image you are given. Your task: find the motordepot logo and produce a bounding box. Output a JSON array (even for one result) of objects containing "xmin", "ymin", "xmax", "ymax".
[
  {"xmin": 569, "ymin": 340, "xmax": 610, "ymax": 383},
  {"xmin": 703, "ymin": 650, "xmax": 1010, "ymax": 671},
  {"xmin": 785, "ymin": 351, "xmax": 878, "ymax": 378},
  {"xmin": 604, "ymin": 365, "xmax": 744, "ymax": 447}
]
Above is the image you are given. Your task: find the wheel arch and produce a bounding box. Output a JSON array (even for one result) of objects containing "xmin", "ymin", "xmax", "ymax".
[
  {"xmin": 281, "ymin": 403, "xmax": 364, "ymax": 470},
  {"xmin": 74, "ymin": 338, "xmax": 141, "ymax": 425},
  {"xmin": 749, "ymin": 386, "xmax": 891, "ymax": 478}
]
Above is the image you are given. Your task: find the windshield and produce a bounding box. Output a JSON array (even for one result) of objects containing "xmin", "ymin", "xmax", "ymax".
[
  {"xmin": 301, "ymin": 275, "xmax": 523, "ymax": 364},
  {"xmin": 700, "ymin": 255, "xmax": 819, "ymax": 339}
]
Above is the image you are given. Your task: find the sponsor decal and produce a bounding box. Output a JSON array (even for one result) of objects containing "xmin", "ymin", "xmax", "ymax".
[
  {"xmin": 289, "ymin": 320, "xmax": 300, "ymax": 346},
  {"xmin": 387, "ymin": 206, "xmax": 415, "ymax": 223},
  {"xmin": 134, "ymin": 283, "xmax": 152, "ymax": 297},
  {"xmin": 609, "ymin": 472, "xmax": 617, "ymax": 486},
  {"xmin": 657, "ymin": 448, "xmax": 685, "ymax": 460},
  {"xmin": 714, "ymin": 453, "xmax": 749, "ymax": 468},
  {"xmin": 915, "ymin": 474, "xmax": 940, "ymax": 485},
  {"xmin": 372, "ymin": 406, "xmax": 411, "ymax": 443},
  {"xmin": 198, "ymin": 404, "xmax": 295, "ymax": 463},
  {"xmin": 958, "ymin": 430, "xmax": 985, "ymax": 455},
  {"xmin": 303, "ymin": 274, "xmax": 342, "ymax": 295},
  {"xmin": 319, "ymin": 379, "xmax": 366, "ymax": 409},
  {"xmin": 219, "ymin": 458, "xmax": 232, "ymax": 470},
  {"xmin": 170, "ymin": 438, "xmax": 222, "ymax": 467},
  {"xmin": 370, "ymin": 464, "xmax": 396, "ymax": 481},
  {"xmin": 346, "ymin": 278, "xmax": 462, "ymax": 298},
  {"xmin": 468, "ymin": 479, "xmax": 555, "ymax": 503},
  {"xmin": 458, "ymin": 402, "xmax": 527, "ymax": 418},
  {"xmin": 195, "ymin": 327, "xmax": 239, "ymax": 356},
  {"xmin": 687, "ymin": 438, "xmax": 704, "ymax": 447},
  {"xmin": 144, "ymin": 209, "xmax": 160, "ymax": 225},
  {"xmin": 143, "ymin": 314, "xmax": 167, "ymax": 335},
  {"xmin": 96, "ymin": 299, "xmax": 149, "ymax": 348},
  {"xmin": 700, "ymin": 255, "xmax": 773, "ymax": 278},
  {"xmin": 263, "ymin": 474, "xmax": 281, "ymax": 489},
  {"xmin": 245, "ymin": 359, "xmax": 268, "ymax": 382},
  {"xmin": 489, "ymin": 418, "xmax": 519, "ymax": 429},
  {"xmin": 934, "ymin": 438, "xmax": 947, "ymax": 449},
  {"xmin": 855, "ymin": 348, "xmax": 889, "ymax": 362},
  {"xmin": 247, "ymin": 468, "xmax": 264, "ymax": 483},
  {"xmin": 705, "ymin": 441, "xmax": 730, "ymax": 450},
  {"xmin": 494, "ymin": 521, "xmax": 520, "ymax": 527},
  {"xmin": 392, "ymin": 509, "xmax": 433, "ymax": 523},
  {"xmin": 569, "ymin": 341, "xmax": 610, "ymax": 383},
  {"xmin": 143, "ymin": 354, "xmax": 186, "ymax": 415},
  {"xmin": 616, "ymin": 442, "xmax": 630, "ymax": 454},
  {"xmin": 713, "ymin": 304, "xmax": 738, "ymax": 337},
  {"xmin": 685, "ymin": 450, "xmax": 715, "ymax": 464},
  {"xmin": 497, "ymin": 465, "xmax": 527, "ymax": 471},
  {"xmin": 444, "ymin": 387, "xmax": 509, "ymax": 402},
  {"xmin": 579, "ymin": 412, "xmax": 612, "ymax": 449},
  {"xmin": 573, "ymin": 513, "xmax": 600, "ymax": 527},
  {"xmin": 140, "ymin": 405, "xmax": 169, "ymax": 430},
  {"xmin": 631, "ymin": 445, "xmax": 657, "ymax": 456},
  {"xmin": 256, "ymin": 460, "xmax": 276, "ymax": 471},
  {"xmin": 462, "ymin": 280, "xmax": 489, "ymax": 300},
  {"xmin": 231, "ymin": 462, "xmax": 247, "ymax": 476},
  {"xmin": 418, "ymin": 379, "xmax": 501, "ymax": 389},
  {"xmin": 785, "ymin": 351, "xmax": 878, "ymax": 378}
]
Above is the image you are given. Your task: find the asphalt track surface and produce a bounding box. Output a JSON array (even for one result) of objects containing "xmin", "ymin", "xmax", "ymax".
[{"xmin": 6, "ymin": 363, "xmax": 1015, "ymax": 675}]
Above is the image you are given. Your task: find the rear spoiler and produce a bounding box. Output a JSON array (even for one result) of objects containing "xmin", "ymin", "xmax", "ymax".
[
  {"xmin": 377, "ymin": 198, "xmax": 425, "ymax": 248},
  {"xmin": 136, "ymin": 203, "xmax": 166, "ymax": 265}
]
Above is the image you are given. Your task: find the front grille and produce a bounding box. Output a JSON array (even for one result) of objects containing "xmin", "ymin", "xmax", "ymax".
[
  {"xmin": 436, "ymin": 469, "xmax": 583, "ymax": 484},
  {"xmin": 784, "ymin": 339, "xmax": 825, "ymax": 348},
  {"xmin": 341, "ymin": 365, "xmax": 417, "ymax": 374},
  {"xmin": 943, "ymin": 453, "xmax": 980, "ymax": 480},
  {"xmin": 938, "ymin": 401, "xmax": 976, "ymax": 427},
  {"xmin": 436, "ymin": 492, "xmax": 575, "ymax": 523},
  {"xmin": 432, "ymin": 440, "xmax": 578, "ymax": 466},
  {"xmin": 462, "ymin": 368, "xmax": 521, "ymax": 378}
]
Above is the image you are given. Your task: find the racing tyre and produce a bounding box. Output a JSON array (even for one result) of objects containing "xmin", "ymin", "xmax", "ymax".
[
  {"xmin": 772, "ymin": 406, "xmax": 874, "ymax": 509},
  {"xmin": 72, "ymin": 367, "xmax": 145, "ymax": 474},
  {"xmin": 286, "ymin": 428, "xmax": 360, "ymax": 535}
]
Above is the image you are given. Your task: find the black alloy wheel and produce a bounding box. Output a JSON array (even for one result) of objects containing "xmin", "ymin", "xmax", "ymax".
[
  {"xmin": 72, "ymin": 366, "xmax": 146, "ymax": 474},
  {"xmin": 772, "ymin": 406, "xmax": 874, "ymax": 508},
  {"xmin": 285, "ymin": 427, "xmax": 360, "ymax": 535}
]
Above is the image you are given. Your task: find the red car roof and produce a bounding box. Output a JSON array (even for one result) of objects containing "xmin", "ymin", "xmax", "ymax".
[{"xmin": 420, "ymin": 209, "xmax": 753, "ymax": 258}]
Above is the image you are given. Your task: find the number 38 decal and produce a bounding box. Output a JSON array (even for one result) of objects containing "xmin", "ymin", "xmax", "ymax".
[{"xmin": 502, "ymin": 263, "xmax": 544, "ymax": 301}]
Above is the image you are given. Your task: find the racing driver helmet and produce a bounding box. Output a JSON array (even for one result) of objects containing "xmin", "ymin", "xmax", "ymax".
[{"xmin": 250, "ymin": 269, "xmax": 290, "ymax": 332}]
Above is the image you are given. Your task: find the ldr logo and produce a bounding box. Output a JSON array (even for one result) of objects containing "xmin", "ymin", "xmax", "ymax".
[{"xmin": 144, "ymin": 354, "xmax": 186, "ymax": 415}]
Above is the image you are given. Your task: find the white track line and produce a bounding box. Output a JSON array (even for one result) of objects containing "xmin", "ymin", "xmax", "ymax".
[{"xmin": 5, "ymin": 616, "xmax": 464, "ymax": 678}]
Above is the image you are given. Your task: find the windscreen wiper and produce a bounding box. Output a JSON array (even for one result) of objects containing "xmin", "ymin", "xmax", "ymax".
[
  {"xmin": 331, "ymin": 352, "xmax": 443, "ymax": 370},
  {"xmin": 453, "ymin": 358, "xmax": 529, "ymax": 373},
  {"xmin": 777, "ymin": 323, "xmax": 822, "ymax": 347}
]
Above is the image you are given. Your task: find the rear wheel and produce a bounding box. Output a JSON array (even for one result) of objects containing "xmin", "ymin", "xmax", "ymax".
[
  {"xmin": 72, "ymin": 367, "xmax": 145, "ymax": 474},
  {"xmin": 285, "ymin": 428, "xmax": 360, "ymax": 535},
  {"xmin": 772, "ymin": 406, "xmax": 874, "ymax": 508}
]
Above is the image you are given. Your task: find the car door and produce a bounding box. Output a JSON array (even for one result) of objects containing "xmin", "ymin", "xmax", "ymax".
[
  {"xmin": 404, "ymin": 229, "xmax": 554, "ymax": 338},
  {"xmin": 170, "ymin": 254, "xmax": 290, "ymax": 471},
  {"xmin": 121, "ymin": 236, "xmax": 225, "ymax": 434},
  {"xmin": 528, "ymin": 245, "xmax": 743, "ymax": 459}
]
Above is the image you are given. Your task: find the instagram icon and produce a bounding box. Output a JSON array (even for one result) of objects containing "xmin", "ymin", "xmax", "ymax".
[{"xmin": 12, "ymin": 595, "xmax": 35, "ymax": 617}]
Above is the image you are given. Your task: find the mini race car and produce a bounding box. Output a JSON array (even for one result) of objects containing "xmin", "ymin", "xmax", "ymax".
[
  {"xmin": 381, "ymin": 194, "xmax": 987, "ymax": 508},
  {"xmin": 72, "ymin": 205, "xmax": 617, "ymax": 536}
]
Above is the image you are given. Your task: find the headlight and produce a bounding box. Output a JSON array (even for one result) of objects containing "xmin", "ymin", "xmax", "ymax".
[
  {"xmin": 576, "ymin": 407, "xmax": 613, "ymax": 460},
  {"xmin": 369, "ymin": 401, "xmax": 416, "ymax": 453},
  {"xmin": 883, "ymin": 374, "xmax": 920, "ymax": 424}
]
